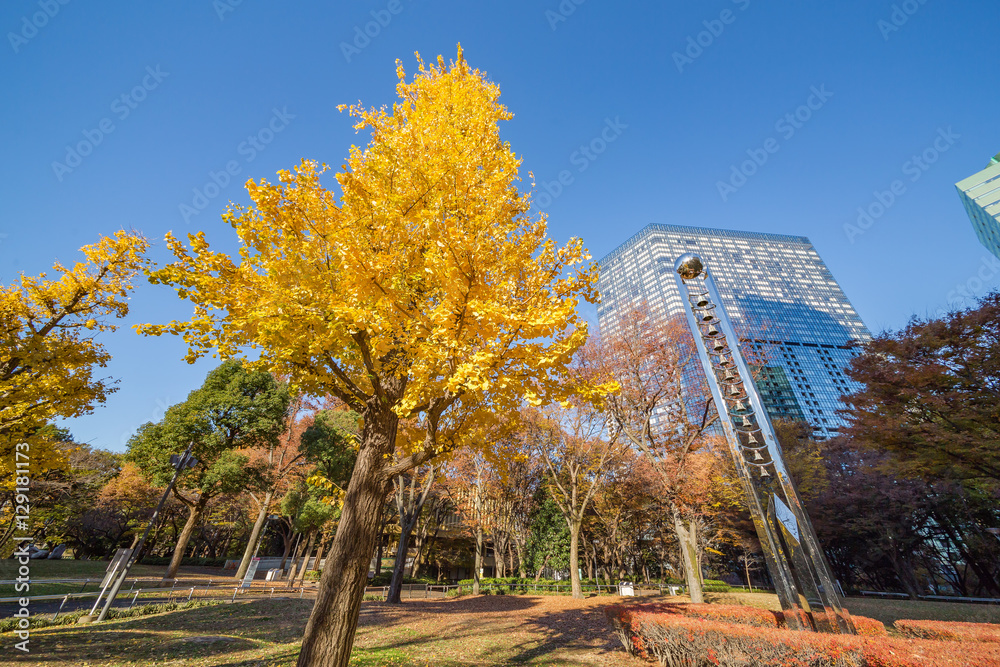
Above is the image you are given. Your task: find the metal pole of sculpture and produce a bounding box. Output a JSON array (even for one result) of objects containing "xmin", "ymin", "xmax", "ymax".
[{"xmin": 673, "ymin": 253, "xmax": 855, "ymax": 634}]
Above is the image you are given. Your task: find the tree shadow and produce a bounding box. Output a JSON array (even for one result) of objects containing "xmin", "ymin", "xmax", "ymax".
[
  {"xmin": 358, "ymin": 594, "xmax": 640, "ymax": 665},
  {"xmin": 359, "ymin": 593, "xmax": 541, "ymax": 620},
  {"xmin": 24, "ymin": 629, "xmax": 261, "ymax": 664},
  {"xmin": 508, "ymin": 598, "xmax": 636, "ymax": 664}
]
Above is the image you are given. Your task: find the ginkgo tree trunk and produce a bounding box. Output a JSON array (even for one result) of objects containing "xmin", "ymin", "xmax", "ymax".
[{"xmin": 139, "ymin": 47, "xmax": 607, "ymax": 667}]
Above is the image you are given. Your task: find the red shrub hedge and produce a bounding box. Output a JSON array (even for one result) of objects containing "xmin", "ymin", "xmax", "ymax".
[
  {"xmin": 893, "ymin": 619, "xmax": 1000, "ymax": 643},
  {"xmin": 852, "ymin": 615, "xmax": 888, "ymax": 637},
  {"xmin": 606, "ymin": 604, "xmax": 1000, "ymax": 666},
  {"xmin": 626, "ymin": 601, "xmax": 886, "ymax": 635},
  {"xmin": 630, "ymin": 602, "xmax": 781, "ymax": 628}
]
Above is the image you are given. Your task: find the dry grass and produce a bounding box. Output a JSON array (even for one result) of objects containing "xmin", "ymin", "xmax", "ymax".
[{"xmin": 10, "ymin": 594, "xmax": 647, "ymax": 666}]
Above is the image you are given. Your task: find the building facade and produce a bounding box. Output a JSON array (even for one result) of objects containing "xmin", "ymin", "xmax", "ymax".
[
  {"xmin": 596, "ymin": 224, "xmax": 872, "ymax": 438},
  {"xmin": 955, "ymin": 152, "xmax": 1000, "ymax": 261}
]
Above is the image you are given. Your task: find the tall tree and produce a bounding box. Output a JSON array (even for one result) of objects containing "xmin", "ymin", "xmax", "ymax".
[
  {"xmin": 525, "ymin": 491, "xmax": 571, "ymax": 580},
  {"xmin": 588, "ymin": 311, "xmax": 718, "ymax": 603},
  {"xmin": 301, "ymin": 408, "xmax": 360, "ymax": 500},
  {"xmin": 92, "ymin": 462, "xmax": 161, "ymax": 553},
  {"xmin": 842, "ymin": 292, "xmax": 1000, "ymax": 496},
  {"xmin": 139, "ymin": 48, "xmax": 600, "ymax": 666},
  {"xmin": 281, "ymin": 485, "xmax": 337, "ymax": 584},
  {"xmin": 488, "ymin": 434, "xmax": 543, "ymax": 578},
  {"xmin": 125, "ymin": 360, "xmax": 289, "ymax": 579},
  {"xmin": 445, "ymin": 449, "xmax": 495, "ymax": 594},
  {"xmin": 234, "ymin": 390, "xmax": 314, "ymax": 579},
  {"xmin": 12, "ymin": 434, "xmax": 119, "ymax": 557},
  {"xmin": 387, "ymin": 461, "xmax": 436, "ymax": 603},
  {"xmin": 804, "ymin": 436, "xmax": 936, "ymax": 598},
  {"xmin": 527, "ymin": 406, "xmax": 622, "ymax": 598},
  {"xmin": 1, "ymin": 231, "xmax": 148, "ymax": 494}
]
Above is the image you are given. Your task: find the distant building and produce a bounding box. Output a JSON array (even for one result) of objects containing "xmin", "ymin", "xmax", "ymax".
[
  {"xmin": 956, "ymin": 152, "xmax": 1000, "ymax": 260},
  {"xmin": 597, "ymin": 224, "xmax": 872, "ymax": 438}
]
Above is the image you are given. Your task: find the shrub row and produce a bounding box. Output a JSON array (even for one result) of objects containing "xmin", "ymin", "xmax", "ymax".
[
  {"xmin": 449, "ymin": 577, "xmax": 736, "ymax": 595},
  {"xmin": 631, "ymin": 602, "xmax": 782, "ymax": 628},
  {"xmin": 894, "ymin": 619, "xmax": 1000, "ymax": 643},
  {"xmin": 366, "ymin": 573, "xmax": 438, "ymax": 587},
  {"xmin": 455, "ymin": 577, "xmax": 630, "ymax": 594},
  {"xmin": 853, "ymin": 615, "xmax": 889, "ymax": 637},
  {"xmin": 138, "ymin": 556, "xmax": 229, "ymax": 568},
  {"xmin": 606, "ymin": 604, "xmax": 1000, "ymax": 667},
  {"xmin": 613, "ymin": 602, "xmax": 886, "ymax": 635},
  {"xmin": 455, "ymin": 577, "xmax": 692, "ymax": 589}
]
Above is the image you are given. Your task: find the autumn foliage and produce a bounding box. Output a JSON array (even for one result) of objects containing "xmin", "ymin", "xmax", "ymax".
[
  {"xmin": 893, "ymin": 619, "xmax": 1000, "ymax": 643},
  {"xmin": 141, "ymin": 46, "xmax": 603, "ymax": 667},
  {"xmin": 1, "ymin": 230, "xmax": 148, "ymax": 489},
  {"xmin": 606, "ymin": 603, "xmax": 1000, "ymax": 666}
]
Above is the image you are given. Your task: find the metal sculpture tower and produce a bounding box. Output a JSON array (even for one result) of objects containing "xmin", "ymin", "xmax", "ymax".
[{"xmin": 674, "ymin": 254, "xmax": 855, "ymax": 634}]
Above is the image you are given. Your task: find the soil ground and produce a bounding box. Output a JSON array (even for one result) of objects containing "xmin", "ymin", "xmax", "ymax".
[{"xmin": 7, "ymin": 594, "xmax": 647, "ymax": 666}]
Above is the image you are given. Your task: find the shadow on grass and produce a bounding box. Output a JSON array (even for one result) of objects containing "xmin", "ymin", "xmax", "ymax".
[
  {"xmin": 18, "ymin": 599, "xmax": 312, "ymax": 665},
  {"xmin": 355, "ymin": 594, "xmax": 636, "ymax": 665},
  {"xmin": 24, "ymin": 629, "xmax": 261, "ymax": 663},
  {"xmin": 510, "ymin": 598, "xmax": 631, "ymax": 664}
]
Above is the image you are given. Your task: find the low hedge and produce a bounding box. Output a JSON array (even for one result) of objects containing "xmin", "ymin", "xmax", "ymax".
[
  {"xmin": 894, "ymin": 619, "xmax": 1000, "ymax": 643},
  {"xmin": 854, "ymin": 615, "xmax": 889, "ymax": 637},
  {"xmin": 606, "ymin": 603, "xmax": 1000, "ymax": 666},
  {"xmin": 366, "ymin": 573, "xmax": 437, "ymax": 587},
  {"xmin": 455, "ymin": 577, "xmax": 676, "ymax": 591},
  {"xmin": 137, "ymin": 556, "xmax": 229, "ymax": 568},
  {"xmin": 455, "ymin": 578, "xmax": 626, "ymax": 594},
  {"xmin": 613, "ymin": 601, "xmax": 886, "ymax": 635},
  {"xmin": 449, "ymin": 577, "xmax": 738, "ymax": 596}
]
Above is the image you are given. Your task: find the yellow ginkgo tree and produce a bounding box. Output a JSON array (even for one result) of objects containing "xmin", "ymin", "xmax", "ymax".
[
  {"xmin": 139, "ymin": 47, "xmax": 601, "ymax": 666},
  {"xmin": 1, "ymin": 231, "xmax": 149, "ymax": 493}
]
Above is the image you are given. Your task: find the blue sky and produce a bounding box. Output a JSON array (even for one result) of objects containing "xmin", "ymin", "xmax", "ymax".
[{"xmin": 2, "ymin": 1, "xmax": 998, "ymax": 451}]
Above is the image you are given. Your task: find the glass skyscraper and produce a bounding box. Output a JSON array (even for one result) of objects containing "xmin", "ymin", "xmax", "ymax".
[
  {"xmin": 955, "ymin": 152, "xmax": 1000, "ymax": 261},
  {"xmin": 597, "ymin": 224, "xmax": 872, "ymax": 438}
]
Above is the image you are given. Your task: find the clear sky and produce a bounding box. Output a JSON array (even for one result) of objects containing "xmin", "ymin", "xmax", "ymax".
[{"xmin": 3, "ymin": 1, "xmax": 998, "ymax": 452}]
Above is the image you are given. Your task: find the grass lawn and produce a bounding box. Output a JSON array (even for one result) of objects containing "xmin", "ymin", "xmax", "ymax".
[
  {"xmin": 1, "ymin": 560, "xmax": 165, "ymax": 598},
  {"xmin": 0, "ymin": 560, "xmax": 235, "ymax": 598},
  {"xmin": 0, "ymin": 559, "xmax": 170, "ymax": 580},
  {"xmin": 6, "ymin": 590, "xmax": 999, "ymax": 665},
  {"xmin": 12, "ymin": 594, "xmax": 644, "ymax": 666}
]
